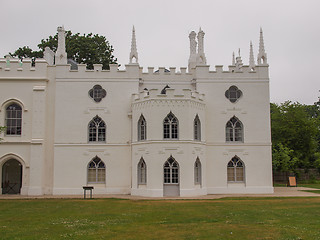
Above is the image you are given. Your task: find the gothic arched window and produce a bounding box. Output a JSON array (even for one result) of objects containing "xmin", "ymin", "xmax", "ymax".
[
  {"xmin": 194, "ymin": 115, "xmax": 201, "ymax": 141},
  {"xmin": 87, "ymin": 156, "xmax": 106, "ymax": 183},
  {"xmin": 5, "ymin": 103, "xmax": 22, "ymax": 135},
  {"xmin": 164, "ymin": 156, "xmax": 179, "ymax": 184},
  {"xmin": 163, "ymin": 112, "xmax": 178, "ymax": 139},
  {"xmin": 88, "ymin": 116, "xmax": 106, "ymax": 142},
  {"xmin": 194, "ymin": 157, "xmax": 202, "ymax": 185},
  {"xmin": 137, "ymin": 158, "xmax": 147, "ymax": 185},
  {"xmin": 226, "ymin": 116, "xmax": 243, "ymax": 142},
  {"xmin": 227, "ymin": 156, "xmax": 245, "ymax": 182},
  {"xmin": 138, "ymin": 115, "xmax": 146, "ymax": 141}
]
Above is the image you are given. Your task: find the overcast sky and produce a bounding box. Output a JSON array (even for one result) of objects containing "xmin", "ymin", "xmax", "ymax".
[{"xmin": 1, "ymin": 0, "xmax": 320, "ymax": 104}]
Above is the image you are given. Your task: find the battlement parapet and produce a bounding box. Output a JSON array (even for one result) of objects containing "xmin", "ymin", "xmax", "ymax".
[
  {"xmin": 193, "ymin": 64, "xmax": 269, "ymax": 79},
  {"xmin": 132, "ymin": 88, "xmax": 205, "ymax": 103}
]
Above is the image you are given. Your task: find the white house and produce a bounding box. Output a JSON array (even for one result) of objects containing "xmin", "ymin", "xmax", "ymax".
[{"xmin": 0, "ymin": 26, "xmax": 273, "ymax": 197}]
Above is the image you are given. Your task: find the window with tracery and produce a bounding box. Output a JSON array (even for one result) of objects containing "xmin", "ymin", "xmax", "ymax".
[
  {"xmin": 138, "ymin": 115, "xmax": 146, "ymax": 141},
  {"xmin": 88, "ymin": 115, "xmax": 106, "ymax": 142},
  {"xmin": 227, "ymin": 156, "xmax": 244, "ymax": 182},
  {"xmin": 163, "ymin": 112, "xmax": 178, "ymax": 139},
  {"xmin": 226, "ymin": 116, "xmax": 243, "ymax": 142},
  {"xmin": 194, "ymin": 158, "xmax": 202, "ymax": 184},
  {"xmin": 138, "ymin": 158, "xmax": 147, "ymax": 185},
  {"xmin": 89, "ymin": 85, "xmax": 107, "ymax": 102},
  {"xmin": 164, "ymin": 156, "xmax": 179, "ymax": 184},
  {"xmin": 5, "ymin": 103, "xmax": 22, "ymax": 135},
  {"xmin": 194, "ymin": 115, "xmax": 201, "ymax": 141},
  {"xmin": 225, "ymin": 86, "xmax": 242, "ymax": 103},
  {"xmin": 87, "ymin": 156, "xmax": 106, "ymax": 183}
]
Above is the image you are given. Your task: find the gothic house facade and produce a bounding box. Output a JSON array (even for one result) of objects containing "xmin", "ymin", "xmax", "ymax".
[{"xmin": 0, "ymin": 27, "xmax": 273, "ymax": 197}]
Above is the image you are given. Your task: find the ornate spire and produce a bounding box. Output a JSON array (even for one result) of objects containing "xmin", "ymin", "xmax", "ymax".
[
  {"xmin": 257, "ymin": 28, "xmax": 267, "ymax": 65},
  {"xmin": 232, "ymin": 52, "xmax": 235, "ymax": 65},
  {"xmin": 249, "ymin": 41, "xmax": 255, "ymax": 70},
  {"xmin": 188, "ymin": 31, "xmax": 197, "ymax": 70},
  {"xmin": 129, "ymin": 26, "xmax": 138, "ymax": 64},
  {"xmin": 55, "ymin": 26, "xmax": 67, "ymax": 65},
  {"xmin": 235, "ymin": 48, "xmax": 243, "ymax": 71},
  {"xmin": 196, "ymin": 28, "xmax": 207, "ymax": 65}
]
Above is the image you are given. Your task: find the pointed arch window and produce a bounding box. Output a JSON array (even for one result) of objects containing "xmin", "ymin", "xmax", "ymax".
[
  {"xmin": 138, "ymin": 115, "xmax": 146, "ymax": 141},
  {"xmin": 137, "ymin": 158, "xmax": 147, "ymax": 185},
  {"xmin": 5, "ymin": 103, "xmax": 22, "ymax": 135},
  {"xmin": 88, "ymin": 116, "xmax": 106, "ymax": 142},
  {"xmin": 87, "ymin": 156, "xmax": 106, "ymax": 183},
  {"xmin": 226, "ymin": 116, "xmax": 243, "ymax": 142},
  {"xmin": 164, "ymin": 156, "xmax": 179, "ymax": 184},
  {"xmin": 163, "ymin": 112, "xmax": 178, "ymax": 139},
  {"xmin": 227, "ymin": 156, "xmax": 244, "ymax": 182},
  {"xmin": 194, "ymin": 115, "xmax": 201, "ymax": 141},
  {"xmin": 194, "ymin": 158, "xmax": 202, "ymax": 185}
]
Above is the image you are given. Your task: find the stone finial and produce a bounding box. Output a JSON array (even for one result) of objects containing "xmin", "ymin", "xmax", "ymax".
[
  {"xmin": 44, "ymin": 47, "xmax": 55, "ymax": 65},
  {"xmin": 232, "ymin": 52, "xmax": 235, "ymax": 65},
  {"xmin": 55, "ymin": 26, "xmax": 67, "ymax": 65},
  {"xmin": 129, "ymin": 26, "xmax": 138, "ymax": 64},
  {"xmin": 235, "ymin": 48, "xmax": 243, "ymax": 71},
  {"xmin": 196, "ymin": 28, "xmax": 207, "ymax": 65},
  {"xmin": 257, "ymin": 28, "xmax": 268, "ymax": 65},
  {"xmin": 188, "ymin": 31, "xmax": 197, "ymax": 70},
  {"xmin": 249, "ymin": 41, "xmax": 255, "ymax": 70}
]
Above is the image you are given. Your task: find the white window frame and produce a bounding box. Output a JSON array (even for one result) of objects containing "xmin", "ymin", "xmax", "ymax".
[
  {"xmin": 194, "ymin": 157, "xmax": 202, "ymax": 185},
  {"xmin": 137, "ymin": 158, "xmax": 147, "ymax": 185},
  {"xmin": 227, "ymin": 156, "xmax": 245, "ymax": 183},
  {"xmin": 226, "ymin": 116, "xmax": 243, "ymax": 142},
  {"xmin": 194, "ymin": 115, "xmax": 201, "ymax": 141},
  {"xmin": 163, "ymin": 112, "xmax": 179, "ymax": 139},
  {"xmin": 164, "ymin": 156, "xmax": 179, "ymax": 184},
  {"xmin": 138, "ymin": 115, "xmax": 146, "ymax": 141},
  {"xmin": 88, "ymin": 115, "xmax": 106, "ymax": 142},
  {"xmin": 5, "ymin": 103, "xmax": 22, "ymax": 136},
  {"xmin": 87, "ymin": 156, "xmax": 106, "ymax": 184}
]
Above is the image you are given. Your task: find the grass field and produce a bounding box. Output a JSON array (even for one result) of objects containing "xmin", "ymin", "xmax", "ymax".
[{"xmin": 1, "ymin": 197, "xmax": 320, "ymax": 240}]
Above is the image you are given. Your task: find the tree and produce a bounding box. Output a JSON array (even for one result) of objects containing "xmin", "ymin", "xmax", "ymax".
[
  {"xmin": 9, "ymin": 30, "xmax": 117, "ymax": 70},
  {"xmin": 270, "ymin": 101, "xmax": 319, "ymax": 171}
]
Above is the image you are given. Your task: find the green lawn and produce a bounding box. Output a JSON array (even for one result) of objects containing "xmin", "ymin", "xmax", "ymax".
[{"xmin": 1, "ymin": 197, "xmax": 320, "ymax": 240}]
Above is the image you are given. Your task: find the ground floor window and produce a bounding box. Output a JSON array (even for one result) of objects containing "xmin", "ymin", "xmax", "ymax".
[
  {"xmin": 164, "ymin": 156, "xmax": 179, "ymax": 184},
  {"xmin": 227, "ymin": 156, "xmax": 244, "ymax": 182},
  {"xmin": 138, "ymin": 158, "xmax": 147, "ymax": 185},
  {"xmin": 194, "ymin": 158, "xmax": 201, "ymax": 185},
  {"xmin": 1, "ymin": 159, "xmax": 22, "ymax": 194},
  {"xmin": 87, "ymin": 156, "xmax": 106, "ymax": 184}
]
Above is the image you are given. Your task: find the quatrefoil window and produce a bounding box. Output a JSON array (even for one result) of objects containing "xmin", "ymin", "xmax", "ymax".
[
  {"xmin": 225, "ymin": 86, "xmax": 242, "ymax": 103},
  {"xmin": 89, "ymin": 85, "xmax": 106, "ymax": 102}
]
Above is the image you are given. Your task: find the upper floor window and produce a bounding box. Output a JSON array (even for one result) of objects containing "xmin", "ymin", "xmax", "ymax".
[
  {"xmin": 88, "ymin": 115, "xmax": 106, "ymax": 142},
  {"xmin": 87, "ymin": 156, "xmax": 106, "ymax": 183},
  {"xmin": 163, "ymin": 112, "xmax": 178, "ymax": 139},
  {"xmin": 5, "ymin": 103, "xmax": 22, "ymax": 136},
  {"xmin": 225, "ymin": 86, "xmax": 242, "ymax": 103},
  {"xmin": 138, "ymin": 115, "xmax": 146, "ymax": 141},
  {"xmin": 226, "ymin": 116, "xmax": 243, "ymax": 142},
  {"xmin": 138, "ymin": 158, "xmax": 147, "ymax": 185},
  {"xmin": 227, "ymin": 156, "xmax": 244, "ymax": 182},
  {"xmin": 194, "ymin": 115, "xmax": 201, "ymax": 141},
  {"xmin": 89, "ymin": 85, "xmax": 106, "ymax": 103}
]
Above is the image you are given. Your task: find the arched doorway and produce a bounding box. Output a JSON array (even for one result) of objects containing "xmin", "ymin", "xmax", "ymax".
[
  {"xmin": 163, "ymin": 156, "xmax": 180, "ymax": 196},
  {"xmin": 2, "ymin": 159, "xmax": 22, "ymax": 194}
]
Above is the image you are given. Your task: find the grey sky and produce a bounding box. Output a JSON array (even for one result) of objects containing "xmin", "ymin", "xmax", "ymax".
[{"xmin": 2, "ymin": 0, "xmax": 320, "ymax": 104}]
